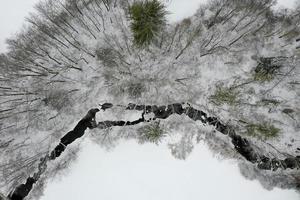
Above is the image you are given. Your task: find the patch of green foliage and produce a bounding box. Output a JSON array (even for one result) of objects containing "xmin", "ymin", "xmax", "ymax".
[
  {"xmin": 253, "ymin": 57, "xmax": 281, "ymax": 82},
  {"xmin": 210, "ymin": 86, "xmax": 240, "ymax": 106},
  {"xmin": 246, "ymin": 122, "xmax": 280, "ymax": 140},
  {"xmin": 253, "ymin": 69, "xmax": 275, "ymax": 82},
  {"xmin": 129, "ymin": 0, "xmax": 167, "ymax": 47},
  {"xmin": 137, "ymin": 121, "xmax": 166, "ymax": 144}
]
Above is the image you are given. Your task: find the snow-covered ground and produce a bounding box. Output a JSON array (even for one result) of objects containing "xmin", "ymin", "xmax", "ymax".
[{"xmin": 39, "ymin": 139, "xmax": 299, "ymax": 200}]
